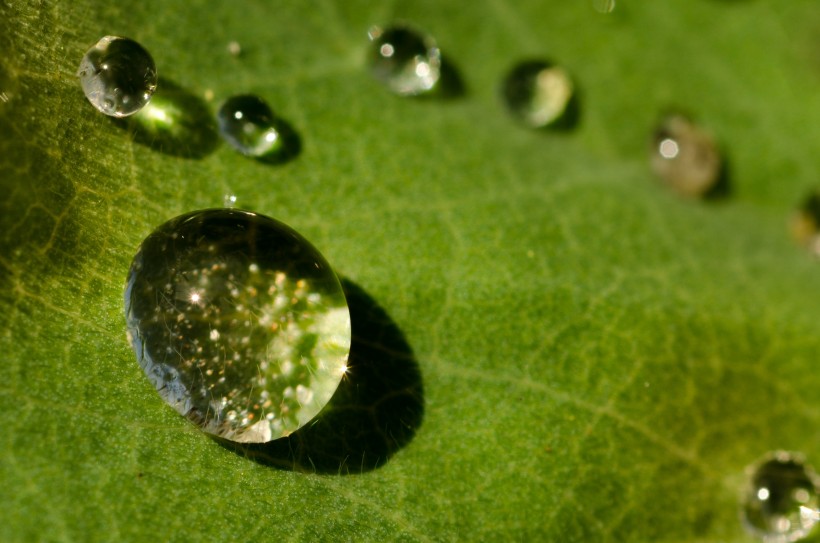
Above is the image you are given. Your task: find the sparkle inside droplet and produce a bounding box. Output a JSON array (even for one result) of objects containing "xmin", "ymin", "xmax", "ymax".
[
  {"xmin": 650, "ymin": 114, "xmax": 722, "ymax": 198},
  {"xmin": 368, "ymin": 24, "xmax": 441, "ymax": 96},
  {"xmin": 124, "ymin": 209, "xmax": 351, "ymax": 443},
  {"xmin": 77, "ymin": 36, "xmax": 157, "ymax": 117},
  {"xmin": 741, "ymin": 451, "xmax": 820, "ymax": 543}
]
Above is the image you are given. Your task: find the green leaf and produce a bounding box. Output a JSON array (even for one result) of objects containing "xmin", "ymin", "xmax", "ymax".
[{"xmin": 2, "ymin": 1, "xmax": 820, "ymax": 541}]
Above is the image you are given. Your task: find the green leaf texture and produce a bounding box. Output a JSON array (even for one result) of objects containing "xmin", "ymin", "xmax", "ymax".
[{"xmin": 3, "ymin": 1, "xmax": 820, "ymax": 541}]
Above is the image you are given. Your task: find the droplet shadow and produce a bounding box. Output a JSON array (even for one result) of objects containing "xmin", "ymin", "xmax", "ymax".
[
  {"xmin": 430, "ymin": 55, "xmax": 466, "ymax": 99},
  {"xmin": 253, "ymin": 115, "xmax": 302, "ymax": 166},
  {"xmin": 218, "ymin": 279, "xmax": 424, "ymax": 474},
  {"xmin": 114, "ymin": 78, "xmax": 220, "ymax": 159}
]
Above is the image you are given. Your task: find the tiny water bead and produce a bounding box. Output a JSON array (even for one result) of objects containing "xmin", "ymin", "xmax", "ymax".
[
  {"xmin": 592, "ymin": 0, "xmax": 616, "ymax": 13},
  {"xmin": 742, "ymin": 451, "xmax": 820, "ymax": 543},
  {"xmin": 791, "ymin": 190, "xmax": 820, "ymax": 256},
  {"xmin": 77, "ymin": 36, "xmax": 157, "ymax": 117},
  {"xmin": 368, "ymin": 25, "xmax": 441, "ymax": 96},
  {"xmin": 125, "ymin": 209, "xmax": 351, "ymax": 443},
  {"xmin": 217, "ymin": 95, "xmax": 287, "ymax": 160},
  {"xmin": 650, "ymin": 114, "xmax": 722, "ymax": 198},
  {"xmin": 501, "ymin": 60, "xmax": 577, "ymax": 129}
]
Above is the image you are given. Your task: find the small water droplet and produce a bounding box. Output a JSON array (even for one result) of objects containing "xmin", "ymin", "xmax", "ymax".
[
  {"xmin": 227, "ymin": 41, "xmax": 242, "ymax": 57},
  {"xmin": 77, "ymin": 36, "xmax": 157, "ymax": 117},
  {"xmin": 791, "ymin": 190, "xmax": 820, "ymax": 256},
  {"xmin": 125, "ymin": 209, "xmax": 351, "ymax": 443},
  {"xmin": 742, "ymin": 451, "xmax": 820, "ymax": 543},
  {"xmin": 217, "ymin": 95, "xmax": 299, "ymax": 163},
  {"xmin": 368, "ymin": 24, "xmax": 442, "ymax": 96},
  {"xmin": 501, "ymin": 60, "xmax": 578, "ymax": 129},
  {"xmin": 650, "ymin": 113, "xmax": 723, "ymax": 198},
  {"xmin": 223, "ymin": 194, "xmax": 238, "ymax": 208},
  {"xmin": 592, "ymin": 0, "xmax": 616, "ymax": 13}
]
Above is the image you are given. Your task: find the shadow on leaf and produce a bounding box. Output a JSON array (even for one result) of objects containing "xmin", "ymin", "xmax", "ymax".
[
  {"xmin": 218, "ymin": 279, "xmax": 424, "ymax": 474},
  {"xmin": 114, "ymin": 78, "xmax": 220, "ymax": 159}
]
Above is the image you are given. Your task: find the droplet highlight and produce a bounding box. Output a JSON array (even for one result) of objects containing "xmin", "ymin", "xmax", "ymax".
[
  {"xmin": 0, "ymin": 60, "xmax": 17, "ymax": 110},
  {"xmin": 742, "ymin": 451, "xmax": 820, "ymax": 543},
  {"xmin": 217, "ymin": 95, "xmax": 298, "ymax": 162},
  {"xmin": 501, "ymin": 60, "xmax": 577, "ymax": 129},
  {"xmin": 125, "ymin": 209, "xmax": 351, "ymax": 443},
  {"xmin": 592, "ymin": 0, "xmax": 616, "ymax": 13},
  {"xmin": 368, "ymin": 25, "xmax": 442, "ymax": 96},
  {"xmin": 650, "ymin": 114, "xmax": 723, "ymax": 198},
  {"xmin": 78, "ymin": 36, "xmax": 158, "ymax": 117}
]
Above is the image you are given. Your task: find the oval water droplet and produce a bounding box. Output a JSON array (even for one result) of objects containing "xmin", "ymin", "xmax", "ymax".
[
  {"xmin": 368, "ymin": 24, "xmax": 442, "ymax": 96},
  {"xmin": 125, "ymin": 209, "xmax": 351, "ymax": 443},
  {"xmin": 742, "ymin": 451, "xmax": 820, "ymax": 543},
  {"xmin": 77, "ymin": 36, "xmax": 157, "ymax": 117},
  {"xmin": 501, "ymin": 60, "xmax": 577, "ymax": 129},
  {"xmin": 650, "ymin": 114, "xmax": 723, "ymax": 198},
  {"xmin": 216, "ymin": 95, "xmax": 299, "ymax": 163}
]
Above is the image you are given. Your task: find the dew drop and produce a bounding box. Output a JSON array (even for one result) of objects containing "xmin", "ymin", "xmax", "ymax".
[
  {"xmin": 216, "ymin": 95, "xmax": 285, "ymax": 159},
  {"xmin": 77, "ymin": 36, "xmax": 158, "ymax": 117},
  {"xmin": 791, "ymin": 190, "xmax": 820, "ymax": 256},
  {"xmin": 368, "ymin": 24, "xmax": 442, "ymax": 96},
  {"xmin": 650, "ymin": 114, "xmax": 723, "ymax": 198},
  {"xmin": 124, "ymin": 209, "xmax": 351, "ymax": 443},
  {"xmin": 501, "ymin": 60, "xmax": 577, "ymax": 129},
  {"xmin": 741, "ymin": 451, "xmax": 820, "ymax": 543},
  {"xmin": 592, "ymin": 0, "xmax": 616, "ymax": 13}
]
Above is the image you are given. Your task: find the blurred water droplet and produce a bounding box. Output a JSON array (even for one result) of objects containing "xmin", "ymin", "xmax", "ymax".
[
  {"xmin": 223, "ymin": 194, "xmax": 237, "ymax": 208},
  {"xmin": 216, "ymin": 94, "xmax": 299, "ymax": 163},
  {"xmin": 592, "ymin": 0, "xmax": 616, "ymax": 13},
  {"xmin": 742, "ymin": 451, "xmax": 820, "ymax": 543},
  {"xmin": 791, "ymin": 190, "xmax": 820, "ymax": 256},
  {"xmin": 650, "ymin": 114, "xmax": 722, "ymax": 198},
  {"xmin": 501, "ymin": 60, "xmax": 578, "ymax": 129},
  {"xmin": 77, "ymin": 36, "xmax": 157, "ymax": 117},
  {"xmin": 125, "ymin": 209, "xmax": 351, "ymax": 443},
  {"xmin": 227, "ymin": 41, "xmax": 242, "ymax": 57},
  {"xmin": 368, "ymin": 24, "xmax": 441, "ymax": 96}
]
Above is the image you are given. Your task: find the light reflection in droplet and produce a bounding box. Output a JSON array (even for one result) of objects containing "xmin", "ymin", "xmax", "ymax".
[
  {"xmin": 659, "ymin": 138, "xmax": 680, "ymax": 159},
  {"xmin": 592, "ymin": 0, "xmax": 616, "ymax": 14}
]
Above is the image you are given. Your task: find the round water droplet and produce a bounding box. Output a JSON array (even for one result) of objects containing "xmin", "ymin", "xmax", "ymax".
[
  {"xmin": 125, "ymin": 209, "xmax": 351, "ymax": 443},
  {"xmin": 791, "ymin": 190, "xmax": 820, "ymax": 256},
  {"xmin": 742, "ymin": 451, "xmax": 820, "ymax": 543},
  {"xmin": 650, "ymin": 114, "xmax": 722, "ymax": 198},
  {"xmin": 77, "ymin": 36, "xmax": 157, "ymax": 117},
  {"xmin": 501, "ymin": 60, "xmax": 577, "ymax": 129},
  {"xmin": 368, "ymin": 25, "xmax": 442, "ymax": 96},
  {"xmin": 216, "ymin": 95, "xmax": 285, "ymax": 159}
]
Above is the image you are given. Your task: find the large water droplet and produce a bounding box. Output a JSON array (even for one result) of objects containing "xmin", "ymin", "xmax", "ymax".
[
  {"xmin": 742, "ymin": 451, "xmax": 820, "ymax": 543},
  {"xmin": 216, "ymin": 95, "xmax": 299, "ymax": 163},
  {"xmin": 125, "ymin": 209, "xmax": 351, "ymax": 443},
  {"xmin": 368, "ymin": 25, "xmax": 442, "ymax": 96},
  {"xmin": 650, "ymin": 114, "xmax": 723, "ymax": 198},
  {"xmin": 501, "ymin": 60, "xmax": 577, "ymax": 129},
  {"xmin": 77, "ymin": 36, "xmax": 158, "ymax": 117}
]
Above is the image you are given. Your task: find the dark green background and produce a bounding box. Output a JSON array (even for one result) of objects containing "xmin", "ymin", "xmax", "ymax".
[{"xmin": 2, "ymin": 1, "xmax": 820, "ymax": 541}]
